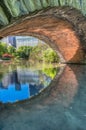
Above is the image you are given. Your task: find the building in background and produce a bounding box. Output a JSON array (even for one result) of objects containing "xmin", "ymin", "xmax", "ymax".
[
  {"xmin": 16, "ymin": 36, "xmax": 39, "ymax": 49},
  {"xmin": 8, "ymin": 36, "xmax": 16, "ymax": 48},
  {"xmin": 1, "ymin": 36, "xmax": 44, "ymax": 49},
  {"xmin": 1, "ymin": 36, "xmax": 16, "ymax": 47}
]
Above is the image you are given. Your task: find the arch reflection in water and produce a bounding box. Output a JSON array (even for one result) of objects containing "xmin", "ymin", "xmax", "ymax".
[{"xmin": 0, "ymin": 63, "xmax": 59, "ymax": 103}]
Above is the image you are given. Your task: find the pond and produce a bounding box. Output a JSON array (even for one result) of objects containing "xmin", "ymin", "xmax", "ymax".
[
  {"xmin": 0, "ymin": 62, "xmax": 60, "ymax": 104},
  {"xmin": 0, "ymin": 64, "xmax": 86, "ymax": 130}
]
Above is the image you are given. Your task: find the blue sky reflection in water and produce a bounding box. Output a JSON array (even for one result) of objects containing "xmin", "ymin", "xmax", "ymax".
[{"xmin": 0, "ymin": 63, "xmax": 59, "ymax": 103}]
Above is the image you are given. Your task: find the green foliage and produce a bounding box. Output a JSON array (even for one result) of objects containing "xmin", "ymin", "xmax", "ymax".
[
  {"xmin": 42, "ymin": 67, "xmax": 59, "ymax": 79},
  {"xmin": 7, "ymin": 46, "xmax": 16, "ymax": 54},
  {"xmin": 30, "ymin": 44, "xmax": 46, "ymax": 61},
  {"xmin": 0, "ymin": 41, "xmax": 59, "ymax": 63},
  {"xmin": 29, "ymin": 43, "xmax": 59, "ymax": 63},
  {"xmin": 16, "ymin": 46, "xmax": 32, "ymax": 59},
  {"xmin": 0, "ymin": 42, "xmax": 8, "ymax": 57},
  {"xmin": 43, "ymin": 48, "xmax": 59, "ymax": 63}
]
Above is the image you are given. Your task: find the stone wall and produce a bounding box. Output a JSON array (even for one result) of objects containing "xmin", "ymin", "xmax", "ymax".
[
  {"xmin": 0, "ymin": 7, "xmax": 86, "ymax": 63},
  {"xmin": 0, "ymin": 0, "xmax": 86, "ymax": 27}
]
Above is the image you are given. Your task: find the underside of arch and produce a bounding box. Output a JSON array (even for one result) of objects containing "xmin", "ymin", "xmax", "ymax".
[{"xmin": 0, "ymin": 7, "xmax": 86, "ymax": 63}]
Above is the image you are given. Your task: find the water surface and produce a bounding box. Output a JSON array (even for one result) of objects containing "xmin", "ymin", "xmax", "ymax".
[
  {"xmin": 0, "ymin": 64, "xmax": 86, "ymax": 130},
  {"xmin": 0, "ymin": 62, "xmax": 59, "ymax": 103}
]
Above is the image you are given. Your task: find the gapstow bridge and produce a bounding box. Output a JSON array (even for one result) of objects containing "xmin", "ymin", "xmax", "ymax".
[
  {"xmin": 0, "ymin": 0, "xmax": 86, "ymax": 63},
  {"xmin": 0, "ymin": 1, "xmax": 86, "ymax": 130}
]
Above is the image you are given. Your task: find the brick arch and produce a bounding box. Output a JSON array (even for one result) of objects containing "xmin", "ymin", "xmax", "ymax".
[{"xmin": 0, "ymin": 7, "xmax": 86, "ymax": 63}]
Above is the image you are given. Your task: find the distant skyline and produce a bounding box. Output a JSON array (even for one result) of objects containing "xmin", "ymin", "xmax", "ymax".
[{"xmin": 1, "ymin": 36, "xmax": 44, "ymax": 48}]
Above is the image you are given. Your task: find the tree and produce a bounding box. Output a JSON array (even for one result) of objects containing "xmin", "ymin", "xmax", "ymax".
[
  {"xmin": 0, "ymin": 42, "xmax": 8, "ymax": 57},
  {"xmin": 29, "ymin": 43, "xmax": 49, "ymax": 61},
  {"xmin": 7, "ymin": 46, "xmax": 16, "ymax": 54},
  {"xmin": 16, "ymin": 46, "xmax": 32, "ymax": 59},
  {"xmin": 43, "ymin": 48, "xmax": 59, "ymax": 63},
  {"xmin": 29, "ymin": 43, "xmax": 60, "ymax": 63}
]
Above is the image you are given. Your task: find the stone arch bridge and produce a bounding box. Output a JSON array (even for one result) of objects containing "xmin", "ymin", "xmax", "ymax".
[{"xmin": 0, "ymin": 0, "xmax": 86, "ymax": 63}]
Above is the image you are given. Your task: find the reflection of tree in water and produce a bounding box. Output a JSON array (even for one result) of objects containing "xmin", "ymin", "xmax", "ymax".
[
  {"xmin": 0, "ymin": 73, "xmax": 3, "ymax": 81},
  {"xmin": 0, "ymin": 62, "xmax": 59, "ymax": 103},
  {"xmin": 42, "ymin": 67, "xmax": 60, "ymax": 79},
  {"xmin": 0, "ymin": 64, "xmax": 58, "ymax": 90}
]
